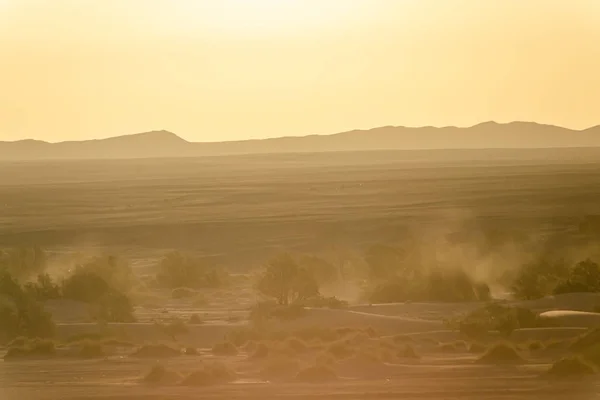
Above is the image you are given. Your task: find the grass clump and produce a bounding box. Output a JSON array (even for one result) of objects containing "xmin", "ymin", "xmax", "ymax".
[
  {"xmin": 180, "ymin": 362, "xmax": 237, "ymax": 386},
  {"xmin": 131, "ymin": 344, "xmax": 181, "ymax": 358},
  {"xmin": 477, "ymin": 342, "xmax": 524, "ymax": 365},
  {"xmin": 326, "ymin": 341, "xmax": 354, "ymax": 359},
  {"xmin": 4, "ymin": 338, "xmax": 56, "ymax": 360},
  {"xmin": 184, "ymin": 347, "xmax": 199, "ymax": 356},
  {"xmin": 527, "ymin": 341, "xmax": 545, "ymax": 351},
  {"xmin": 171, "ymin": 287, "xmax": 197, "ymax": 299},
  {"xmin": 79, "ymin": 340, "xmax": 106, "ymax": 358},
  {"xmin": 211, "ymin": 341, "xmax": 238, "ymax": 356},
  {"xmin": 143, "ymin": 364, "xmax": 181, "ymax": 385},
  {"xmin": 546, "ymin": 357, "xmax": 596, "ymax": 378},
  {"xmin": 188, "ymin": 314, "xmax": 203, "ymax": 325},
  {"xmin": 398, "ymin": 344, "xmax": 420, "ymax": 359},
  {"xmin": 250, "ymin": 342, "xmax": 270, "ymax": 359}
]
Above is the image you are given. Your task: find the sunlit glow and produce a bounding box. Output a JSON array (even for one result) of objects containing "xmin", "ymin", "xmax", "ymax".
[{"xmin": 167, "ymin": 0, "xmax": 365, "ymax": 35}]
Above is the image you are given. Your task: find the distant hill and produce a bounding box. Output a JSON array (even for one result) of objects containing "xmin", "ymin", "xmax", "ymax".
[{"xmin": 1, "ymin": 122, "xmax": 600, "ymax": 160}]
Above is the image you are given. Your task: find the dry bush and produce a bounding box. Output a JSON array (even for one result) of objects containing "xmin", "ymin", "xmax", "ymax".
[
  {"xmin": 477, "ymin": 342, "xmax": 524, "ymax": 365},
  {"xmin": 79, "ymin": 340, "xmax": 105, "ymax": 358},
  {"xmin": 326, "ymin": 341, "xmax": 354, "ymax": 359},
  {"xmin": 546, "ymin": 357, "xmax": 596, "ymax": 378},
  {"xmin": 243, "ymin": 340, "xmax": 257, "ymax": 353},
  {"xmin": 398, "ymin": 344, "xmax": 420, "ymax": 359},
  {"xmin": 527, "ymin": 341, "xmax": 545, "ymax": 351},
  {"xmin": 296, "ymin": 364, "xmax": 338, "ymax": 383},
  {"xmin": 211, "ymin": 341, "xmax": 238, "ymax": 356},
  {"xmin": 184, "ymin": 347, "xmax": 198, "ymax": 356},
  {"xmin": 188, "ymin": 314, "xmax": 203, "ymax": 325},
  {"xmin": 4, "ymin": 338, "xmax": 56, "ymax": 360},
  {"xmin": 171, "ymin": 287, "xmax": 196, "ymax": 299},
  {"xmin": 249, "ymin": 342, "xmax": 270, "ymax": 359},
  {"xmin": 143, "ymin": 364, "xmax": 181, "ymax": 385},
  {"xmin": 180, "ymin": 362, "xmax": 237, "ymax": 386},
  {"xmin": 131, "ymin": 344, "xmax": 180, "ymax": 358},
  {"xmin": 571, "ymin": 328, "xmax": 600, "ymax": 352}
]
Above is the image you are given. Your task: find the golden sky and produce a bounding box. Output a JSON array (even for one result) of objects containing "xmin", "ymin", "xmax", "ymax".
[{"xmin": 1, "ymin": 0, "xmax": 599, "ymax": 142}]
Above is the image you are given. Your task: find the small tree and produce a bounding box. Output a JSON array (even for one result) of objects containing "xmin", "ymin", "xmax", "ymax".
[
  {"xmin": 554, "ymin": 259, "xmax": 600, "ymax": 294},
  {"xmin": 257, "ymin": 254, "xmax": 319, "ymax": 306}
]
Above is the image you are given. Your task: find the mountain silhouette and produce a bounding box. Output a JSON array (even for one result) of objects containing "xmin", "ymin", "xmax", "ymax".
[{"xmin": 1, "ymin": 122, "xmax": 599, "ymax": 160}]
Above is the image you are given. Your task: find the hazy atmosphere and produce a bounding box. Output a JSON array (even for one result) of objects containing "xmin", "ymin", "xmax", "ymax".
[
  {"xmin": 3, "ymin": 1, "xmax": 600, "ymax": 400},
  {"xmin": 1, "ymin": 0, "xmax": 600, "ymax": 142}
]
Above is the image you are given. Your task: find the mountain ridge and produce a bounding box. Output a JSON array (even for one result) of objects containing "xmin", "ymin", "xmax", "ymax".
[{"xmin": 1, "ymin": 121, "xmax": 599, "ymax": 160}]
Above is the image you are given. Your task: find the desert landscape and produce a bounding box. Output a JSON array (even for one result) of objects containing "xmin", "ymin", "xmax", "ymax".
[
  {"xmin": 2, "ymin": 147, "xmax": 600, "ymax": 399},
  {"xmin": 3, "ymin": 0, "xmax": 600, "ymax": 398}
]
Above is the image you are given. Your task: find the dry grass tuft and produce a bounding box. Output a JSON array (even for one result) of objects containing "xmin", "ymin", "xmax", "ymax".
[
  {"xmin": 143, "ymin": 364, "xmax": 181, "ymax": 385},
  {"xmin": 180, "ymin": 362, "xmax": 237, "ymax": 386},
  {"xmin": 4, "ymin": 339, "xmax": 56, "ymax": 360},
  {"xmin": 546, "ymin": 357, "xmax": 596, "ymax": 378},
  {"xmin": 477, "ymin": 342, "xmax": 524, "ymax": 365},
  {"xmin": 79, "ymin": 340, "xmax": 106, "ymax": 358}
]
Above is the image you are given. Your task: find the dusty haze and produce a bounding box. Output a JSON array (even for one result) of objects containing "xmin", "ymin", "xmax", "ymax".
[{"xmin": 1, "ymin": 0, "xmax": 600, "ymax": 142}]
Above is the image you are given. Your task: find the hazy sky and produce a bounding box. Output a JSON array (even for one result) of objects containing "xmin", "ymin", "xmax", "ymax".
[{"xmin": 1, "ymin": 0, "xmax": 599, "ymax": 142}]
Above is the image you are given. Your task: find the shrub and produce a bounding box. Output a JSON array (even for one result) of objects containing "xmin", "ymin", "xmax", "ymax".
[
  {"xmin": 398, "ymin": 344, "xmax": 420, "ymax": 359},
  {"xmin": 143, "ymin": 364, "xmax": 181, "ymax": 385},
  {"xmin": 326, "ymin": 341, "xmax": 354, "ymax": 359},
  {"xmin": 184, "ymin": 347, "xmax": 198, "ymax": 356},
  {"xmin": 302, "ymin": 295, "xmax": 348, "ymax": 309},
  {"xmin": 250, "ymin": 343, "xmax": 270, "ymax": 359},
  {"xmin": 256, "ymin": 254, "xmax": 319, "ymax": 306},
  {"xmin": 79, "ymin": 341, "xmax": 105, "ymax": 358},
  {"xmin": 546, "ymin": 357, "xmax": 596, "ymax": 378},
  {"xmin": 554, "ymin": 259, "xmax": 600, "ymax": 295},
  {"xmin": 511, "ymin": 259, "xmax": 569, "ymax": 300},
  {"xmin": 188, "ymin": 314, "xmax": 203, "ymax": 324},
  {"xmin": 4, "ymin": 338, "xmax": 56, "ymax": 360},
  {"xmin": 171, "ymin": 287, "xmax": 196, "ymax": 299},
  {"xmin": 211, "ymin": 341, "xmax": 238, "ymax": 356},
  {"xmin": 180, "ymin": 362, "xmax": 237, "ymax": 386},
  {"xmin": 454, "ymin": 304, "xmax": 540, "ymax": 339},
  {"xmin": 157, "ymin": 319, "xmax": 189, "ymax": 341},
  {"xmin": 477, "ymin": 343, "xmax": 524, "ymax": 365},
  {"xmin": 0, "ymin": 272, "xmax": 55, "ymax": 341}
]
